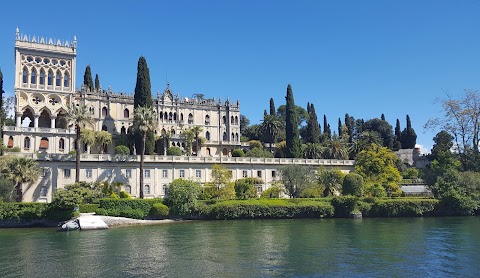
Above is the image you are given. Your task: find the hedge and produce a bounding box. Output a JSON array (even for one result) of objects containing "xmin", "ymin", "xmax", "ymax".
[
  {"xmin": 95, "ymin": 198, "xmax": 164, "ymax": 219},
  {"xmin": 79, "ymin": 204, "xmax": 100, "ymax": 213},
  {"xmin": 368, "ymin": 199, "xmax": 439, "ymax": 217},
  {"xmin": 205, "ymin": 199, "xmax": 334, "ymax": 219},
  {"xmin": 0, "ymin": 202, "xmax": 76, "ymax": 222}
]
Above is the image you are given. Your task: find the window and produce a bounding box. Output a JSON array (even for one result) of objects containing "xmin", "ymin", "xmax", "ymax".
[
  {"xmin": 125, "ymin": 185, "xmax": 131, "ymax": 194},
  {"xmin": 144, "ymin": 184, "xmax": 150, "ymax": 195},
  {"xmin": 40, "ymin": 186, "xmax": 47, "ymax": 197},
  {"xmin": 144, "ymin": 169, "xmax": 150, "ymax": 178},
  {"xmin": 124, "ymin": 108, "xmax": 129, "ymax": 118},
  {"xmin": 59, "ymin": 138, "xmax": 65, "ymax": 150},
  {"xmin": 31, "ymin": 68, "xmax": 37, "ymax": 84},
  {"xmin": 223, "ymin": 132, "xmax": 227, "ymax": 141},
  {"xmin": 24, "ymin": 137, "xmax": 30, "ymax": 149},
  {"xmin": 231, "ymin": 116, "xmax": 234, "ymax": 124},
  {"xmin": 188, "ymin": 113, "xmax": 194, "ymax": 124},
  {"xmin": 85, "ymin": 169, "xmax": 92, "ymax": 178},
  {"xmin": 64, "ymin": 169, "xmax": 71, "ymax": 178},
  {"xmin": 39, "ymin": 69, "xmax": 45, "ymax": 85},
  {"xmin": 39, "ymin": 137, "xmax": 49, "ymax": 150},
  {"xmin": 102, "ymin": 107, "xmax": 108, "ymax": 117},
  {"xmin": 272, "ymin": 171, "xmax": 276, "ymax": 178},
  {"xmin": 125, "ymin": 169, "xmax": 131, "ymax": 178},
  {"xmin": 196, "ymin": 170, "xmax": 201, "ymax": 178},
  {"xmin": 7, "ymin": 136, "xmax": 13, "ymax": 148},
  {"xmin": 163, "ymin": 184, "xmax": 168, "ymax": 195},
  {"xmin": 206, "ymin": 131, "xmax": 210, "ymax": 141},
  {"xmin": 257, "ymin": 170, "xmax": 262, "ymax": 178},
  {"xmin": 55, "ymin": 71, "xmax": 61, "ymax": 86},
  {"xmin": 222, "ymin": 116, "xmax": 226, "ymax": 125},
  {"xmin": 22, "ymin": 67, "xmax": 28, "ymax": 84},
  {"xmin": 48, "ymin": 70, "xmax": 53, "ymax": 85},
  {"xmin": 162, "ymin": 169, "xmax": 168, "ymax": 178},
  {"xmin": 255, "ymin": 185, "xmax": 263, "ymax": 194},
  {"xmin": 64, "ymin": 72, "xmax": 69, "ymax": 87},
  {"xmin": 243, "ymin": 170, "xmax": 248, "ymax": 178},
  {"xmin": 179, "ymin": 170, "xmax": 185, "ymax": 178},
  {"xmin": 205, "ymin": 115, "xmax": 210, "ymax": 125}
]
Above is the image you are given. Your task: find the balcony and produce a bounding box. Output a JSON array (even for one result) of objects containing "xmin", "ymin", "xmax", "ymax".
[{"xmin": 3, "ymin": 126, "xmax": 76, "ymax": 135}]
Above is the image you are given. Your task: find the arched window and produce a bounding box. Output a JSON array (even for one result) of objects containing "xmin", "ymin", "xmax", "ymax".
[
  {"xmin": 205, "ymin": 131, "xmax": 210, "ymax": 141},
  {"xmin": 144, "ymin": 185, "xmax": 150, "ymax": 195},
  {"xmin": 55, "ymin": 71, "xmax": 61, "ymax": 86},
  {"xmin": 125, "ymin": 185, "xmax": 131, "ymax": 194},
  {"xmin": 31, "ymin": 68, "xmax": 37, "ymax": 84},
  {"xmin": 222, "ymin": 116, "xmax": 226, "ymax": 125},
  {"xmin": 64, "ymin": 71, "xmax": 70, "ymax": 87},
  {"xmin": 59, "ymin": 138, "xmax": 65, "ymax": 150},
  {"xmin": 174, "ymin": 113, "xmax": 177, "ymax": 121},
  {"xmin": 169, "ymin": 112, "xmax": 173, "ymax": 121},
  {"xmin": 121, "ymin": 126, "xmax": 126, "ymax": 134},
  {"xmin": 48, "ymin": 70, "xmax": 53, "ymax": 85},
  {"xmin": 206, "ymin": 148, "xmax": 211, "ymax": 156},
  {"xmin": 39, "ymin": 69, "xmax": 45, "ymax": 85},
  {"xmin": 231, "ymin": 133, "xmax": 235, "ymax": 141},
  {"xmin": 22, "ymin": 67, "xmax": 28, "ymax": 84},
  {"xmin": 188, "ymin": 113, "xmax": 194, "ymax": 124},
  {"xmin": 171, "ymin": 129, "xmax": 176, "ymax": 135},
  {"xmin": 223, "ymin": 132, "xmax": 227, "ymax": 141},
  {"xmin": 205, "ymin": 115, "xmax": 210, "ymax": 125},
  {"xmin": 231, "ymin": 116, "xmax": 234, "ymax": 124},
  {"xmin": 24, "ymin": 137, "xmax": 30, "ymax": 149},
  {"xmin": 124, "ymin": 108, "xmax": 129, "ymax": 118},
  {"xmin": 235, "ymin": 133, "xmax": 239, "ymax": 142},
  {"xmin": 39, "ymin": 137, "xmax": 49, "ymax": 150},
  {"xmin": 222, "ymin": 148, "xmax": 228, "ymax": 156},
  {"xmin": 102, "ymin": 125, "xmax": 107, "ymax": 131},
  {"xmin": 180, "ymin": 113, "xmax": 184, "ymax": 121},
  {"xmin": 235, "ymin": 116, "xmax": 239, "ymax": 125},
  {"xmin": 102, "ymin": 107, "xmax": 108, "ymax": 117},
  {"xmin": 159, "ymin": 112, "xmax": 163, "ymax": 121}
]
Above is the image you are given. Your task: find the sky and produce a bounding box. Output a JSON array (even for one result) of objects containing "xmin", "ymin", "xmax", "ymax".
[{"xmin": 1, "ymin": 0, "xmax": 480, "ymax": 153}]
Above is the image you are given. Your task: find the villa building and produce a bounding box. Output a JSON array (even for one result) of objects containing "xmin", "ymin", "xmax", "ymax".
[{"xmin": 2, "ymin": 30, "xmax": 354, "ymax": 202}]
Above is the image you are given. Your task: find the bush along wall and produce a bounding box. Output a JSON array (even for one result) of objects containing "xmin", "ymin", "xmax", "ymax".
[
  {"xmin": 0, "ymin": 202, "xmax": 77, "ymax": 227},
  {"xmin": 95, "ymin": 198, "xmax": 164, "ymax": 219}
]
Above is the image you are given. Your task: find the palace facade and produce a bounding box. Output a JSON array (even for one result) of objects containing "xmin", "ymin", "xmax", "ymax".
[{"xmin": 2, "ymin": 30, "xmax": 354, "ymax": 202}]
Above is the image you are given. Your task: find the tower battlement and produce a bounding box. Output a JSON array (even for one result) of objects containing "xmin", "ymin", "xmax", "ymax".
[{"xmin": 15, "ymin": 28, "xmax": 77, "ymax": 54}]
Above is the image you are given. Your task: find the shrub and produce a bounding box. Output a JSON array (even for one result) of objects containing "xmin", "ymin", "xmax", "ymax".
[
  {"xmin": 79, "ymin": 204, "xmax": 100, "ymax": 213},
  {"xmin": 299, "ymin": 186, "xmax": 323, "ymax": 198},
  {"xmin": 97, "ymin": 198, "xmax": 163, "ymax": 219},
  {"xmin": 114, "ymin": 145, "xmax": 130, "ymax": 155},
  {"xmin": 365, "ymin": 184, "xmax": 387, "ymax": 198},
  {"xmin": 119, "ymin": 209, "xmax": 145, "ymax": 219},
  {"xmin": 4, "ymin": 147, "xmax": 21, "ymax": 153},
  {"xmin": 167, "ymin": 146, "xmax": 183, "ymax": 156},
  {"xmin": 0, "ymin": 202, "xmax": 76, "ymax": 222},
  {"xmin": 163, "ymin": 179, "xmax": 202, "ymax": 216},
  {"xmin": 331, "ymin": 196, "xmax": 358, "ymax": 217},
  {"xmin": 245, "ymin": 147, "xmax": 273, "ymax": 158},
  {"xmin": 149, "ymin": 203, "xmax": 170, "ymax": 219},
  {"xmin": 369, "ymin": 198, "xmax": 439, "ymax": 217},
  {"xmin": 248, "ymin": 140, "xmax": 263, "ymax": 149},
  {"xmin": 342, "ymin": 173, "xmax": 365, "ymax": 197},
  {"xmin": 437, "ymin": 190, "xmax": 479, "ymax": 216},
  {"xmin": 260, "ymin": 186, "xmax": 282, "ymax": 198},
  {"xmin": 0, "ymin": 177, "xmax": 15, "ymax": 202},
  {"xmin": 232, "ymin": 149, "xmax": 245, "ymax": 157},
  {"xmin": 51, "ymin": 182, "xmax": 105, "ymax": 210},
  {"xmin": 119, "ymin": 191, "xmax": 131, "ymax": 199},
  {"xmin": 402, "ymin": 168, "xmax": 419, "ymax": 179},
  {"xmin": 234, "ymin": 178, "xmax": 260, "ymax": 199},
  {"xmin": 205, "ymin": 199, "xmax": 334, "ymax": 219}
]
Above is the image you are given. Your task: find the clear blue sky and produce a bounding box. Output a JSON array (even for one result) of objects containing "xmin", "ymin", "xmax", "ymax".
[{"xmin": 2, "ymin": 0, "xmax": 480, "ymax": 152}]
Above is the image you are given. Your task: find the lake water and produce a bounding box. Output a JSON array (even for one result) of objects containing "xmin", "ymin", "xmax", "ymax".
[{"xmin": 0, "ymin": 217, "xmax": 479, "ymax": 278}]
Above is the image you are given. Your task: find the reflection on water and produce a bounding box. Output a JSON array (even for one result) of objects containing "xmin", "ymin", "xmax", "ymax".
[{"xmin": 0, "ymin": 217, "xmax": 479, "ymax": 278}]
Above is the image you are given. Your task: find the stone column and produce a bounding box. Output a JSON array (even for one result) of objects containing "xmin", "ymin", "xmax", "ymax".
[
  {"xmin": 50, "ymin": 116, "xmax": 56, "ymax": 129},
  {"xmin": 34, "ymin": 114, "xmax": 40, "ymax": 128},
  {"xmin": 16, "ymin": 112, "xmax": 22, "ymax": 127}
]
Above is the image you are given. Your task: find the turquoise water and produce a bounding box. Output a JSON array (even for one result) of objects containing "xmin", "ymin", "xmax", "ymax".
[{"xmin": 0, "ymin": 217, "xmax": 479, "ymax": 278}]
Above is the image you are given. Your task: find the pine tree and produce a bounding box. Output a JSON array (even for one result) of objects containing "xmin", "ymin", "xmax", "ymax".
[
  {"xmin": 400, "ymin": 115, "xmax": 417, "ymax": 149},
  {"xmin": 306, "ymin": 103, "xmax": 321, "ymax": 144},
  {"xmin": 133, "ymin": 56, "xmax": 155, "ymax": 154},
  {"xmin": 95, "ymin": 74, "xmax": 100, "ymax": 91},
  {"xmin": 285, "ymin": 84, "xmax": 301, "ymax": 158},
  {"xmin": 269, "ymin": 98, "xmax": 276, "ymax": 116},
  {"xmin": 83, "ymin": 65, "xmax": 94, "ymax": 92}
]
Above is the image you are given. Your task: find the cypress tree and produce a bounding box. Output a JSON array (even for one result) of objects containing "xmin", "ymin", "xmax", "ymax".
[
  {"xmin": 264, "ymin": 109, "xmax": 268, "ymax": 117},
  {"xmin": 381, "ymin": 113, "xmax": 386, "ymax": 121},
  {"xmin": 285, "ymin": 84, "xmax": 301, "ymax": 158},
  {"xmin": 269, "ymin": 98, "xmax": 276, "ymax": 116},
  {"xmin": 95, "ymin": 74, "xmax": 100, "ymax": 91},
  {"xmin": 400, "ymin": 115, "xmax": 417, "ymax": 149},
  {"xmin": 345, "ymin": 113, "xmax": 354, "ymax": 143},
  {"xmin": 393, "ymin": 119, "xmax": 402, "ymax": 150},
  {"xmin": 326, "ymin": 124, "xmax": 332, "ymax": 139},
  {"xmin": 338, "ymin": 118, "xmax": 343, "ymax": 137},
  {"xmin": 83, "ymin": 65, "xmax": 94, "ymax": 92},
  {"xmin": 323, "ymin": 115, "xmax": 328, "ymax": 134},
  {"xmin": 133, "ymin": 56, "xmax": 155, "ymax": 154},
  {"xmin": 306, "ymin": 103, "xmax": 321, "ymax": 144},
  {"xmin": 0, "ymin": 68, "xmax": 4, "ymax": 147}
]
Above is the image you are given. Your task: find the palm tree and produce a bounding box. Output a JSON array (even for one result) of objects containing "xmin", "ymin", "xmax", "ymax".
[
  {"xmin": 303, "ymin": 143, "xmax": 324, "ymax": 159},
  {"xmin": 66, "ymin": 104, "xmax": 94, "ymax": 183},
  {"xmin": 259, "ymin": 114, "xmax": 283, "ymax": 152},
  {"xmin": 317, "ymin": 168, "xmax": 342, "ymax": 197},
  {"xmin": 191, "ymin": 126, "xmax": 203, "ymax": 156},
  {"xmin": 349, "ymin": 131, "xmax": 382, "ymax": 157},
  {"xmin": 182, "ymin": 128, "xmax": 195, "ymax": 156},
  {"xmin": 323, "ymin": 136, "xmax": 349, "ymax": 160},
  {"xmin": 133, "ymin": 106, "xmax": 158, "ymax": 199},
  {"xmin": 80, "ymin": 129, "xmax": 96, "ymax": 153},
  {"xmin": 95, "ymin": 131, "xmax": 112, "ymax": 154},
  {"xmin": 5, "ymin": 157, "xmax": 40, "ymax": 202}
]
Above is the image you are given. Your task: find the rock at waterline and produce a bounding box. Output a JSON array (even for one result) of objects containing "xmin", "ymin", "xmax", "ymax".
[{"xmin": 60, "ymin": 215, "xmax": 108, "ymax": 231}]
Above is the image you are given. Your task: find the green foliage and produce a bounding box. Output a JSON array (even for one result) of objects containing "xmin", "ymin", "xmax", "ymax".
[
  {"xmin": 134, "ymin": 56, "xmax": 155, "ymax": 155},
  {"xmin": 355, "ymin": 144, "xmax": 402, "ymax": 195},
  {"xmin": 299, "ymin": 185, "xmax": 323, "ymax": 198},
  {"xmin": 400, "ymin": 115, "xmax": 417, "ymax": 149},
  {"xmin": 232, "ymin": 149, "xmax": 245, "ymax": 157},
  {"xmin": 234, "ymin": 178, "xmax": 260, "ymax": 199},
  {"xmin": 306, "ymin": 103, "xmax": 321, "ymax": 144},
  {"xmin": 83, "ymin": 65, "xmax": 94, "ymax": 91},
  {"xmin": 0, "ymin": 177, "xmax": 15, "ymax": 202},
  {"xmin": 269, "ymin": 98, "xmax": 276, "ymax": 115},
  {"xmin": 4, "ymin": 146, "xmax": 20, "ymax": 152},
  {"xmin": 245, "ymin": 147, "xmax": 273, "ymax": 158},
  {"xmin": 368, "ymin": 199, "xmax": 438, "ymax": 217},
  {"xmin": 1, "ymin": 156, "xmax": 41, "ymax": 201},
  {"xmin": 206, "ymin": 199, "xmax": 334, "ymax": 219},
  {"xmin": 166, "ymin": 146, "xmax": 182, "ymax": 156},
  {"xmin": 149, "ymin": 203, "xmax": 170, "ymax": 219},
  {"xmin": 260, "ymin": 185, "xmax": 283, "ymax": 198},
  {"xmin": 317, "ymin": 168, "xmax": 345, "ymax": 197},
  {"xmin": 119, "ymin": 191, "xmax": 131, "ymax": 199},
  {"xmin": 437, "ymin": 190, "xmax": 479, "ymax": 216},
  {"xmin": 96, "ymin": 198, "xmax": 163, "ymax": 219},
  {"xmin": 51, "ymin": 182, "xmax": 106, "ymax": 210},
  {"xmin": 331, "ymin": 196, "xmax": 358, "ymax": 217},
  {"xmin": 248, "ymin": 140, "xmax": 263, "ymax": 149},
  {"xmin": 79, "ymin": 204, "xmax": 100, "ymax": 213},
  {"xmin": 94, "ymin": 74, "xmax": 100, "ymax": 90},
  {"xmin": 285, "ymin": 84, "xmax": 302, "ymax": 158},
  {"xmin": 302, "ymin": 143, "xmax": 324, "ymax": 159},
  {"xmin": 115, "ymin": 145, "xmax": 130, "ymax": 155},
  {"xmin": 401, "ymin": 168, "xmax": 419, "ymax": 179},
  {"xmin": 365, "ymin": 184, "xmax": 387, "ymax": 197},
  {"xmin": 279, "ymin": 165, "xmax": 315, "ymax": 198},
  {"xmin": 363, "ymin": 118, "xmax": 394, "ymax": 148},
  {"xmin": 430, "ymin": 130, "xmax": 453, "ymax": 160},
  {"xmin": 0, "ymin": 203, "xmax": 76, "ymax": 221},
  {"xmin": 163, "ymin": 179, "xmax": 202, "ymax": 216},
  {"xmin": 342, "ymin": 173, "xmax": 365, "ymax": 197}
]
